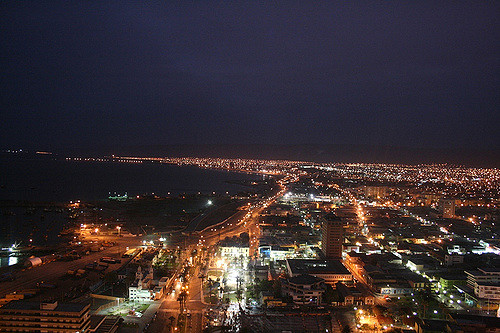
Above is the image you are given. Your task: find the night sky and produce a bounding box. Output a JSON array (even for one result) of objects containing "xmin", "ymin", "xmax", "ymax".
[{"xmin": 1, "ymin": 2, "xmax": 498, "ymax": 152}]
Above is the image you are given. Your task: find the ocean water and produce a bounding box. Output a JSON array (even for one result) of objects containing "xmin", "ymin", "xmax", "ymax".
[{"xmin": 0, "ymin": 156, "xmax": 261, "ymax": 202}]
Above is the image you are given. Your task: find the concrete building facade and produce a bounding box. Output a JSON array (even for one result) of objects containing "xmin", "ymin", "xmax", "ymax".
[
  {"xmin": 0, "ymin": 301, "xmax": 90, "ymax": 332},
  {"xmin": 321, "ymin": 213, "xmax": 344, "ymax": 259}
]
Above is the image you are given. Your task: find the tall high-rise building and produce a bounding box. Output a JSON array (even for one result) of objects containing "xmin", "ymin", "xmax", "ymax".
[
  {"xmin": 321, "ymin": 213, "xmax": 344, "ymax": 259},
  {"xmin": 439, "ymin": 198, "xmax": 455, "ymax": 218}
]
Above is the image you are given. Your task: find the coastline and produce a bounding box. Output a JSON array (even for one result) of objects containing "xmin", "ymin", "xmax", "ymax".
[{"xmin": 0, "ymin": 158, "xmax": 272, "ymax": 268}]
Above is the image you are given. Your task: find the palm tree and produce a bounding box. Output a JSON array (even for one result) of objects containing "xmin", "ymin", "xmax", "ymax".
[
  {"xmin": 206, "ymin": 278, "xmax": 213, "ymax": 296},
  {"xmin": 177, "ymin": 290, "xmax": 187, "ymax": 312},
  {"xmin": 236, "ymin": 276, "xmax": 243, "ymax": 302}
]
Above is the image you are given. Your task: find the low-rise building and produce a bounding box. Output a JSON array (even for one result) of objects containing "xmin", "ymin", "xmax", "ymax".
[
  {"xmin": 460, "ymin": 268, "xmax": 500, "ymax": 307},
  {"xmin": 158, "ymin": 276, "xmax": 169, "ymax": 287},
  {"xmin": 465, "ymin": 268, "xmax": 500, "ymax": 287},
  {"xmin": 374, "ymin": 282, "xmax": 413, "ymax": 296},
  {"xmin": 153, "ymin": 286, "xmax": 164, "ymax": 300},
  {"xmin": 406, "ymin": 255, "xmax": 439, "ymax": 272},
  {"xmin": 404, "ymin": 272, "xmax": 430, "ymax": 290},
  {"xmin": 0, "ymin": 301, "xmax": 91, "ymax": 332},
  {"xmin": 281, "ymin": 274, "xmax": 325, "ymax": 305},
  {"xmin": 474, "ymin": 283, "xmax": 500, "ymax": 301},
  {"xmin": 129, "ymin": 282, "xmax": 153, "ymax": 301},
  {"xmin": 444, "ymin": 254, "xmax": 464, "ymax": 266},
  {"xmin": 259, "ymin": 245, "xmax": 295, "ymax": 261},
  {"xmin": 128, "ymin": 265, "xmax": 155, "ymax": 301},
  {"xmin": 437, "ymin": 273, "xmax": 467, "ymax": 291},
  {"xmin": 220, "ymin": 246, "xmax": 250, "ymax": 258},
  {"xmin": 449, "ymin": 313, "xmax": 500, "ymax": 332},
  {"xmin": 252, "ymin": 265, "xmax": 270, "ymax": 282},
  {"xmin": 286, "ymin": 259, "xmax": 352, "ymax": 286},
  {"xmin": 335, "ymin": 282, "xmax": 375, "ymax": 306}
]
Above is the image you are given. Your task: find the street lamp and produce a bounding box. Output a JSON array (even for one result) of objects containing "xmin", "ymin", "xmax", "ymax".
[{"xmin": 116, "ymin": 226, "xmax": 121, "ymax": 236}]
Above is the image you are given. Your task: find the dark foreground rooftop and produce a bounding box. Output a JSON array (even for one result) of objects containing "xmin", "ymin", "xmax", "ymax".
[{"xmin": 0, "ymin": 301, "xmax": 89, "ymax": 313}]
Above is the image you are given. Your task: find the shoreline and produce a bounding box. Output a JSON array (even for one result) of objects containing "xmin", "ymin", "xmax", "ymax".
[{"xmin": 0, "ymin": 158, "xmax": 276, "ymax": 269}]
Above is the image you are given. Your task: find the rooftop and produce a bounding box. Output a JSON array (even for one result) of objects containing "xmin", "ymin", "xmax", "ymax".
[
  {"xmin": 476, "ymin": 282, "xmax": 500, "ymax": 287},
  {"xmin": 287, "ymin": 259, "xmax": 350, "ymax": 275},
  {"xmin": 478, "ymin": 267, "xmax": 500, "ymax": 274},
  {"xmin": 287, "ymin": 274, "xmax": 324, "ymax": 286},
  {"xmin": 1, "ymin": 301, "xmax": 89, "ymax": 313}
]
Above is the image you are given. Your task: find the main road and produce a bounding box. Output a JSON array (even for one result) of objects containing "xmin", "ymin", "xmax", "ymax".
[{"xmin": 151, "ymin": 177, "xmax": 291, "ymax": 332}]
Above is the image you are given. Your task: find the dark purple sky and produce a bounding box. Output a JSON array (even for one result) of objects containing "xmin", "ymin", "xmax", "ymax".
[{"xmin": 1, "ymin": 1, "xmax": 498, "ymax": 151}]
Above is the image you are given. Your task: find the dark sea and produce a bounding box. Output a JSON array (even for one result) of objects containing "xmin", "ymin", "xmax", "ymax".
[
  {"xmin": 0, "ymin": 156, "xmax": 261, "ymax": 202},
  {"xmin": 0, "ymin": 155, "xmax": 261, "ymax": 266}
]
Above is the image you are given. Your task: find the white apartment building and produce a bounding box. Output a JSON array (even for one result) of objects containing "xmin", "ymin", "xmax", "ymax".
[
  {"xmin": 465, "ymin": 268, "xmax": 500, "ymax": 303},
  {"xmin": 220, "ymin": 246, "xmax": 249, "ymax": 258}
]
